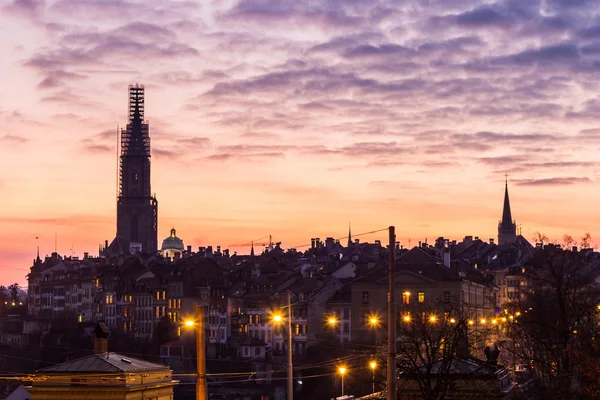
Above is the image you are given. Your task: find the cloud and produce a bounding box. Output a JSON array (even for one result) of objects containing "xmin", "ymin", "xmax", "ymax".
[
  {"xmin": 455, "ymin": 7, "xmax": 515, "ymax": 28},
  {"xmin": 83, "ymin": 144, "xmax": 112, "ymax": 154},
  {"xmin": 2, "ymin": 0, "xmax": 45, "ymax": 21},
  {"xmin": 37, "ymin": 70, "xmax": 87, "ymax": 89},
  {"xmin": 0, "ymin": 134, "xmax": 28, "ymax": 144},
  {"xmin": 478, "ymin": 155, "xmax": 528, "ymax": 166},
  {"xmin": 515, "ymin": 177, "xmax": 592, "ymax": 186}
]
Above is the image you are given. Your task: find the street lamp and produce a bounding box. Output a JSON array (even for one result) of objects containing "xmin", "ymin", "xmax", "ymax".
[
  {"xmin": 338, "ymin": 366, "xmax": 347, "ymax": 396},
  {"xmin": 272, "ymin": 302, "xmax": 293, "ymax": 400},
  {"xmin": 369, "ymin": 361, "xmax": 377, "ymax": 394},
  {"xmin": 184, "ymin": 306, "xmax": 207, "ymax": 400},
  {"xmin": 327, "ymin": 316, "xmax": 338, "ymax": 326},
  {"xmin": 429, "ymin": 315, "xmax": 437, "ymax": 323}
]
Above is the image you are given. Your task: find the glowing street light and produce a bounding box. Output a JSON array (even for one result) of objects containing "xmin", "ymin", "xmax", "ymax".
[
  {"xmin": 184, "ymin": 307, "xmax": 207, "ymax": 400},
  {"xmin": 492, "ymin": 319, "xmax": 498, "ymax": 325},
  {"xmin": 480, "ymin": 318, "xmax": 487, "ymax": 324},
  {"xmin": 403, "ymin": 315, "xmax": 411, "ymax": 322},
  {"xmin": 369, "ymin": 361, "xmax": 377, "ymax": 394},
  {"xmin": 327, "ymin": 317, "xmax": 338, "ymax": 326},
  {"xmin": 369, "ymin": 316, "xmax": 380, "ymax": 326},
  {"xmin": 468, "ymin": 320, "xmax": 474, "ymax": 326},
  {"xmin": 272, "ymin": 313, "xmax": 282, "ymax": 323},
  {"xmin": 429, "ymin": 315, "xmax": 437, "ymax": 323},
  {"xmin": 338, "ymin": 366, "xmax": 347, "ymax": 396},
  {"xmin": 449, "ymin": 318, "xmax": 456, "ymax": 324},
  {"xmin": 515, "ymin": 312, "xmax": 521, "ymax": 317}
]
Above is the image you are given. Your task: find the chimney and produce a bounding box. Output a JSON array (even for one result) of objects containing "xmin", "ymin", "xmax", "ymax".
[
  {"xmin": 489, "ymin": 238, "xmax": 494, "ymax": 244},
  {"xmin": 443, "ymin": 249, "xmax": 451, "ymax": 268},
  {"xmin": 217, "ymin": 245, "xmax": 221, "ymax": 254},
  {"xmin": 84, "ymin": 252, "xmax": 89, "ymax": 259},
  {"xmin": 572, "ymin": 246, "xmax": 578, "ymax": 253},
  {"xmin": 105, "ymin": 240, "xmax": 109, "ymax": 250},
  {"xmin": 355, "ymin": 239, "xmax": 359, "ymax": 244},
  {"xmin": 311, "ymin": 238, "xmax": 315, "ymax": 249},
  {"xmin": 93, "ymin": 322, "xmax": 109, "ymax": 355},
  {"xmin": 187, "ymin": 245, "xmax": 192, "ymax": 254}
]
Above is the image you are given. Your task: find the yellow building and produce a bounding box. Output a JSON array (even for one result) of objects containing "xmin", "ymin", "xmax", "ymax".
[{"xmin": 26, "ymin": 323, "xmax": 177, "ymax": 400}]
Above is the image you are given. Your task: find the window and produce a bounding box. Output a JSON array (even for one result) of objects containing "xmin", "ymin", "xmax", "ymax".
[
  {"xmin": 249, "ymin": 315, "xmax": 253, "ymax": 325},
  {"xmin": 418, "ymin": 292, "xmax": 425, "ymax": 303},
  {"xmin": 443, "ymin": 291, "xmax": 451, "ymax": 303},
  {"xmin": 402, "ymin": 291, "xmax": 410, "ymax": 305},
  {"xmin": 156, "ymin": 291, "xmax": 160, "ymax": 300},
  {"xmin": 162, "ymin": 291, "xmax": 166, "ymax": 300},
  {"xmin": 295, "ymin": 324, "xmax": 300, "ymax": 336},
  {"xmin": 362, "ymin": 292, "xmax": 369, "ymax": 305}
]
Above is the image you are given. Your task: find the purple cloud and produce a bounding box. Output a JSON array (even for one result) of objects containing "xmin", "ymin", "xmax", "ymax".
[{"xmin": 515, "ymin": 177, "xmax": 592, "ymax": 186}]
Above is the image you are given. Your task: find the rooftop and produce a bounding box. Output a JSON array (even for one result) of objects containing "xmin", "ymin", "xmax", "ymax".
[{"xmin": 38, "ymin": 352, "xmax": 169, "ymax": 373}]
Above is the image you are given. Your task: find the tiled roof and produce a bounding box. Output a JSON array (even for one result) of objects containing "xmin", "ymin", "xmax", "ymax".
[{"xmin": 38, "ymin": 352, "xmax": 168, "ymax": 373}]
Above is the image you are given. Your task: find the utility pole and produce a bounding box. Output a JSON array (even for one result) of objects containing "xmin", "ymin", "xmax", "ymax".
[
  {"xmin": 287, "ymin": 291, "xmax": 293, "ymax": 400},
  {"xmin": 387, "ymin": 226, "xmax": 396, "ymax": 400},
  {"xmin": 196, "ymin": 305, "xmax": 208, "ymax": 400}
]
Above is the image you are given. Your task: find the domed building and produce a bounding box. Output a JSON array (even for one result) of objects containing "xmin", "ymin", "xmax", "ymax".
[{"xmin": 161, "ymin": 228, "xmax": 184, "ymax": 262}]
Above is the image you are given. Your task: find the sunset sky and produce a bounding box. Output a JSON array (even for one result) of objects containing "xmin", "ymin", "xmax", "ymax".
[{"xmin": 1, "ymin": 0, "xmax": 600, "ymax": 285}]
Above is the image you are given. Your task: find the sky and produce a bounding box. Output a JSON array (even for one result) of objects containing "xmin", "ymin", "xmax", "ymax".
[{"xmin": 1, "ymin": 0, "xmax": 600, "ymax": 286}]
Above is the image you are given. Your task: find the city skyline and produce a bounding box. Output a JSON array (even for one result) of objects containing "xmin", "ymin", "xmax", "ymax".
[{"xmin": 2, "ymin": 0, "xmax": 600, "ymax": 285}]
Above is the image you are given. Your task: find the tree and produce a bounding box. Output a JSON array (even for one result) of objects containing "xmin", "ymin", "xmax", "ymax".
[
  {"xmin": 8, "ymin": 283, "xmax": 20, "ymax": 303},
  {"xmin": 392, "ymin": 303, "xmax": 478, "ymax": 400},
  {"xmin": 507, "ymin": 247, "xmax": 600, "ymax": 399}
]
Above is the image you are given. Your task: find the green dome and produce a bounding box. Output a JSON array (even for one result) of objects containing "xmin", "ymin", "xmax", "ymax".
[{"xmin": 161, "ymin": 228, "xmax": 184, "ymax": 251}]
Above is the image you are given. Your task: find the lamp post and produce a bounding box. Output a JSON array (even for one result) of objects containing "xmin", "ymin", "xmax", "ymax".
[
  {"xmin": 272, "ymin": 291, "xmax": 293, "ymax": 400},
  {"xmin": 369, "ymin": 361, "xmax": 377, "ymax": 394},
  {"xmin": 368, "ymin": 315, "xmax": 380, "ymax": 345},
  {"xmin": 338, "ymin": 366, "xmax": 346, "ymax": 396},
  {"xmin": 184, "ymin": 305, "xmax": 207, "ymax": 400}
]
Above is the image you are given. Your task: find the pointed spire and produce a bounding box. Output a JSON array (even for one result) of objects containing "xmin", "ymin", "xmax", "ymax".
[
  {"xmin": 250, "ymin": 241, "xmax": 255, "ymax": 257},
  {"xmin": 347, "ymin": 221, "xmax": 352, "ymax": 247},
  {"xmin": 501, "ymin": 179, "xmax": 513, "ymax": 227}
]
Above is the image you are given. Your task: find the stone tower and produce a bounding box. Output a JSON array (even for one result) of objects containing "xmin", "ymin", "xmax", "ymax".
[
  {"xmin": 497, "ymin": 179, "xmax": 517, "ymax": 246},
  {"xmin": 107, "ymin": 85, "xmax": 158, "ymax": 255}
]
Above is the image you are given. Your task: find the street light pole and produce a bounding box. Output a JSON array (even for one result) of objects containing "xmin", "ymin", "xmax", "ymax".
[
  {"xmin": 287, "ymin": 291, "xmax": 293, "ymax": 400},
  {"xmin": 370, "ymin": 361, "xmax": 377, "ymax": 394},
  {"xmin": 338, "ymin": 367, "xmax": 346, "ymax": 396},
  {"xmin": 387, "ymin": 226, "xmax": 397, "ymax": 400},
  {"xmin": 196, "ymin": 305, "xmax": 207, "ymax": 400}
]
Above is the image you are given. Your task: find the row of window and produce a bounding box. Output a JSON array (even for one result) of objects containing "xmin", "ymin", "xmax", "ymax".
[
  {"xmin": 168, "ymin": 299, "xmax": 181, "ymax": 309},
  {"xmin": 362, "ymin": 291, "xmax": 435, "ymax": 305}
]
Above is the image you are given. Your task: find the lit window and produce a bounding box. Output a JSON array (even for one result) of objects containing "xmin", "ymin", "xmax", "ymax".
[
  {"xmin": 295, "ymin": 324, "xmax": 300, "ymax": 336},
  {"xmin": 162, "ymin": 291, "xmax": 166, "ymax": 300},
  {"xmin": 402, "ymin": 292, "xmax": 411, "ymax": 305},
  {"xmin": 418, "ymin": 292, "xmax": 425, "ymax": 303}
]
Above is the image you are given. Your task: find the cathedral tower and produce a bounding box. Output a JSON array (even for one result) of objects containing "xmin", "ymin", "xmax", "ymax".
[
  {"xmin": 497, "ymin": 179, "xmax": 517, "ymax": 245},
  {"xmin": 108, "ymin": 85, "xmax": 158, "ymax": 254}
]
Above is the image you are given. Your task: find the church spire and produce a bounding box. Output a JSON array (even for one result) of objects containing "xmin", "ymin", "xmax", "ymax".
[
  {"xmin": 498, "ymin": 175, "xmax": 517, "ymax": 245},
  {"xmin": 501, "ymin": 178, "xmax": 513, "ymax": 227},
  {"xmin": 250, "ymin": 241, "xmax": 255, "ymax": 257},
  {"xmin": 347, "ymin": 221, "xmax": 352, "ymax": 247}
]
